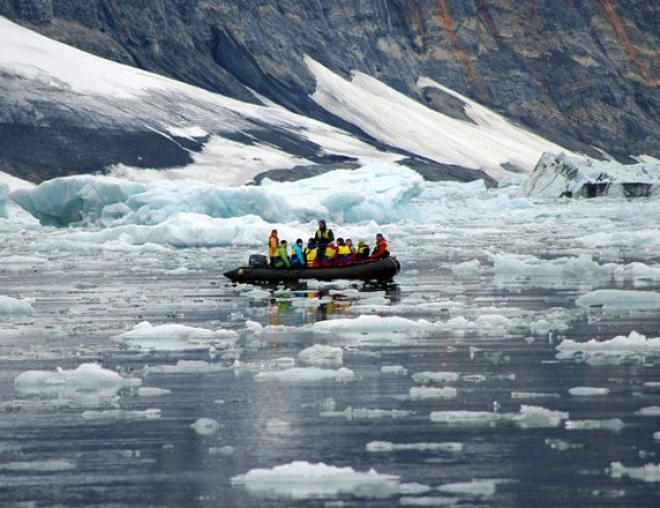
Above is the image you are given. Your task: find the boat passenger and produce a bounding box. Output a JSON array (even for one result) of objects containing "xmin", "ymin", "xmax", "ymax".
[
  {"xmin": 290, "ymin": 238, "xmax": 305, "ymax": 267},
  {"xmin": 356, "ymin": 240, "xmax": 370, "ymax": 261},
  {"xmin": 319, "ymin": 239, "xmax": 337, "ymax": 267},
  {"xmin": 336, "ymin": 238, "xmax": 354, "ymax": 266},
  {"xmin": 370, "ymin": 233, "xmax": 390, "ymax": 260},
  {"xmin": 314, "ymin": 219, "xmax": 334, "ymax": 260},
  {"xmin": 268, "ymin": 229, "xmax": 279, "ymax": 267},
  {"xmin": 346, "ymin": 239, "xmax": 356, "ymax": 256},
  {"xmin": 304, "ymin": 238, "xmax": 318, "ymax": 267},
  {"xmin": 273, "ymin": 240, "xmax": 292, "ymax": 268}
]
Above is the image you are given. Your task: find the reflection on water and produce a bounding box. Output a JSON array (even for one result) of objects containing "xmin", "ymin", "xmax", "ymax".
[{"xmin": 264, "ymin": 283, "xmax": 402, "ymax": 326}]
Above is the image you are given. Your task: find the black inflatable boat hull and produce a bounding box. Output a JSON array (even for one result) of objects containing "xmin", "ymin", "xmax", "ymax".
[{"xmin": 224, "ymin": 257, "xmax": 400, "ymax": 283}]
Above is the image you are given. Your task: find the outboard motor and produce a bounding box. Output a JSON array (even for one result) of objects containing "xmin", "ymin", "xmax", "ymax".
[{"xmin": 248, "ymin": 254, "xmax": 268, "ymax": 268}]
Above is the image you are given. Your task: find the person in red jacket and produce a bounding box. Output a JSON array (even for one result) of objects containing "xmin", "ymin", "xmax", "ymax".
[{"xmin": 370, "ymin": 233, "xmax": 390, "ymax": 260}]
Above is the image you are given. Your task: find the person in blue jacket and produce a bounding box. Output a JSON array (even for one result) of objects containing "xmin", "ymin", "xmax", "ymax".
[{"xmin": 290, "ymin": 238, "xmax": 305, "ymax": 267}]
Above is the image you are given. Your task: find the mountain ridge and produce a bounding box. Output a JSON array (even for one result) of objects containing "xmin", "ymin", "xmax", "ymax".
[{"xmin": 1, "ymin": 0, "xmax": 659, "ymax": 184}]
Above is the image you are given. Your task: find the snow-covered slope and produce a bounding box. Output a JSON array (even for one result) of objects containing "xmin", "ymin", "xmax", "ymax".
[{"xmin": 1, "ymin": 16, "xmax": 569, "ymax": 188}]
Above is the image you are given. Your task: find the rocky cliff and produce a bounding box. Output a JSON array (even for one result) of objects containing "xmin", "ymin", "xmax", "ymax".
[{"xmin": 1, "ymin": 0, "xmax": 659, "ymax": 183}]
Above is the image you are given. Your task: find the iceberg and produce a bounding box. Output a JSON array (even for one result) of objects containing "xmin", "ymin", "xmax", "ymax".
[
  {"xmin": 9, "ymin": 163, "xmax": 423, "ymax": 229},
  {"xmin": 522, "ymin": 152, "xmax": 660, "ymax": 198}
]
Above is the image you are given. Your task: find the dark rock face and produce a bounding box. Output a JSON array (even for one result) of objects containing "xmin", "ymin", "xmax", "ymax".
[{"xmin": 1, "ymin": 0, "xmax": 659, "ymax": 182}]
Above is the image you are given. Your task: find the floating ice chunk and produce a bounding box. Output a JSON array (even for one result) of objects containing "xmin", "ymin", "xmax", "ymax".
[
  {"xmin": 565, "ymin": 419, "xmax": 624, "ymax": 431},
  {"xmin": 409, "ymin": 386, "xmax": 457, "ymax": 400},
  {"xmin": 0, "ymin": 460, "xmax": 76, "ymax": 472},
  {"xmin": 14, "ymin": 363, "xmax": 141, "ymax": 397},
  {"xmin": 266, "ymin": 357, "xmax": 296, "ymax": 369},
  {"xmin": 513, "ymin": 405, "xmax": 569, "ymax": 428},
  {"xmin": 412, "ymin": 372, "xmax": 459, "ymax": 384},
  {"xmin": 231, "ymin": 460, "xmax": 401, "ymax": 499},
  {"xmin": 557, "ymin": 331, "xmax": 660, "ymax": 355},
  {"xmin": 430, "ymin": 410, "xmax": 501, "ymax": 426},
  {"xmin": 301, "ymin": 398, "xmax": 337, "ymax": 412},
  {"xmin": 430, "ymin": 406, "xmax": 568, "ymax": 428},
  {"xmin": 511, "ymin": 391, "xmax": 560, "ymax": 399},
  {"xmin": 568, "ymin": 387, "xmax": 610, "ymax": 396},
  {"xmin": 298, "ymin": 344, "xmax": 343, "ymax": 366},
  {"xmin": 451, "ymin": 259, "xmax": 482, "ymax": 276},
  {"xmin": 654, "ymin": 432, "xmax": 660, "ymax": 441},
  {"xmin": 245, "ymin": 320, "xmax": 263, "ymax": 331},
  {"xmin": 266, "ymin": 418, "xmax": 291, "ymax": 436},
  {"xmin": 321, "ymin": 407, "xmax": 414, "ymax": 420},
  {"xmin": 82, "ymin": 408, "xmax": 161, "ymax": 421},
  {"xmin": 381, "ymin": 365, "xmax": 408, "ymax": 376},
  {"xmin": 556, "ymin": 331, "xmax": 660, "ymax": 364},
  {"xmin": 576, "ymin": 289, "xmax": 660, "ymax": 310},
  {"xmin": 366, "ymin": 441, "xmax": 463, "ymax": 453},
  {"xmin": 137, "ymin": 387, "xmax": 171, "ymax": 397},
  {"xmin": 545, "ymin": 438, "xmax": 585, "ymax": 451},
  {"xmin": 609, "ymin": 462, "xmax": 660, "ymax": 482},
  {"xmin": 254, "ymin": 367, "xmax": 354, "ymax": 383},
  {"xmin": 209, "ymin": 446, "xmax": 235, "ymax": 456},
  {"xmin": 114, "ymin": 321, "xmax": 238, "ymax": 351},
  {"xmin": 437, "ymin": 479, "xmax": 498, "ymax": 497},
  {"xmin": 635, "ymin": 406, "xmax": 660, "ymax": 416},
  {"xmin": 399, "ymin": 495, "xmax": 458, "ymax": 506},
  {"xmin": 143, "ymin": 360, "xmax": 227, "ymax": 374},
  {"xmin": 0, "ymin": 254, "xmax": 50, "ymax": 268},
  {"xmin": 311, "ymin": 314, "xmax": 432, "ymax": 337},
  {"xmin": 245, "ymin": 288, "xmax": 271, "ymax": 300},
  {"xmin": 191, "ymin": 417, "xmax": 221, "ymax": 435},
  {"xmin": 0, "ymin": 399, "xmax": 77, "ymax": 411},
  {"xmin": 0, "ymin": 295, "xmax": 35, "ymax": 316}
]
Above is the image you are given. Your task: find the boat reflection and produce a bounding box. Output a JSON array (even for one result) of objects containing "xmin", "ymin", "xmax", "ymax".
[{"xmin": 264, "ymin": 284, "xmax": 400, "ymax": 326}]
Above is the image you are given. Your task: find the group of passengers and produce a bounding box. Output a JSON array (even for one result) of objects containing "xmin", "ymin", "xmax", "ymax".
[{"xmin": 268, "ymin": 220, "xmax": 390, "ymax": 269}]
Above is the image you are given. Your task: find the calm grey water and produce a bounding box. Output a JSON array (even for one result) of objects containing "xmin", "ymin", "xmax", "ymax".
[{"xmin": 1, "ymin": 245, "xmax": 659, "ymax": 508}]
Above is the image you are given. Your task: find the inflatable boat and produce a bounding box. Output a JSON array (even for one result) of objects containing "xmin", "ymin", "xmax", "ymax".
[{"xmin": 223, "ymin": 255, "xmax": 400, "ymax": 284}]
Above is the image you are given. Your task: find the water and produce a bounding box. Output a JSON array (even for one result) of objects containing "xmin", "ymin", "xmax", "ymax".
[
  {"xmin": 0, "ymin": 244, "xmax": 660, "ymax": 507},
  {"xmin": 0, "ymin": 191, "xmax": 660, "ymax": 508}
]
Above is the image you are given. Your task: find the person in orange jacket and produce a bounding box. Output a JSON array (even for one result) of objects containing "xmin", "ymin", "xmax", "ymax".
[
  {"xmin": 370, "ymin": 233, "xmax": 390, "ymax": 260},
  {"xmin": 268, "ymin": 229, "xmax": 279, "ymax": 267}
]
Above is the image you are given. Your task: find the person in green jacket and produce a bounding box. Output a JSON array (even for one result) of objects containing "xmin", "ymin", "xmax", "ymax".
[{"xmin": 273, "ymin": 240, "xmax": 292, "ymax": 268}]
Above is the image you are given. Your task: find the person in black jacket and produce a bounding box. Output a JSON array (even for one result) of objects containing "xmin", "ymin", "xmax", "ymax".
[
  {"xmin": 356, "ymin": 239, "xmax": 370, "ymax": 261},
  {"xmin": 314, "ymin": 219, "xmax": 334, "ymax": 259}
]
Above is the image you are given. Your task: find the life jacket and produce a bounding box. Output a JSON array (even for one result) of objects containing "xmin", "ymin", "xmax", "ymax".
[
  {"xmin": 337, "ymin": 244, "xmax": 353, "ymax": 265},
  {"xmin": 356, "ymin": 244, "xmax": 370, "ymax": 260},
  {"xmin": 304, "ymin": 246, "xmax": 317, "ymax": 267},
  {"xmin": 315, "ymin": 228, "xmax": 334, "ymax": 247},
  {"xmin": 321, "ymin": 243, "xmax": 337, "ymax": 266}
]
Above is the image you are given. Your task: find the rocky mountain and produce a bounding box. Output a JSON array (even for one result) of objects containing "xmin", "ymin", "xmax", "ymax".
[{"xmin": 1, "ymin": 0, "xmax": 659, "ymax": 184}]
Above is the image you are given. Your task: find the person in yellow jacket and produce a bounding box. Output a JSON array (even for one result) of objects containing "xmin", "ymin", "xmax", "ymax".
[
  {"xmin": 336, "ymin": 238, "xmax": 354, "ymax": 266},
  {"xmin": 268, "ymin": 229, "xmax": 279, "ymax": 267},
  {"xmin": 304, "ymin": 238, "xmax": 318, "ymax": 267},
  {"xmin": 319, "ymin": 240, "xmax": 337, "ymax": 267},
  {"xmin": 356, "ymin": 239, "xmax": 370, "ymax": 261}
]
